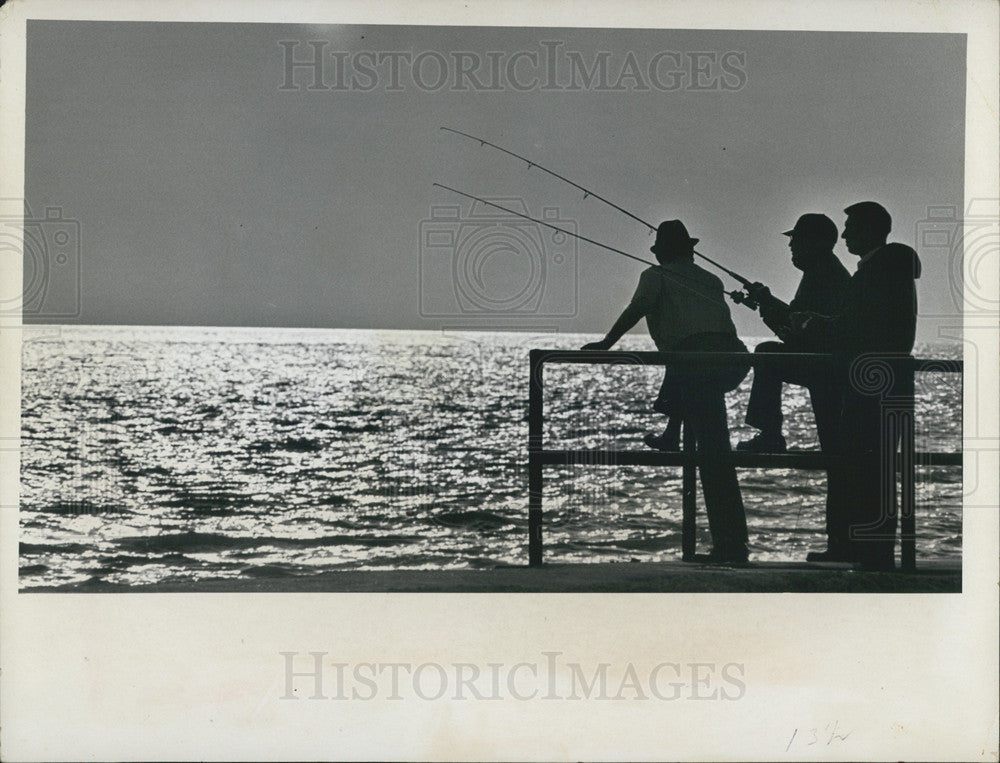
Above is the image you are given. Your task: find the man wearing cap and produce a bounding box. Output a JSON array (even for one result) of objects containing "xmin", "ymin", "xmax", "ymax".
[
  {"xmin": 737, "ymin": 213, "xmax": 851, "ymax": 454},
  {"xmin": 791, "ymin": 201, "xmax": 921, "ymax": 570},
  {"xmin": 582, "ymin": 220, "xmax": 751, "ymax": 564}
]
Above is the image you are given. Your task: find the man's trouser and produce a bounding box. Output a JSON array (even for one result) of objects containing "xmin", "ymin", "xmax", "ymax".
[
  {"xmin": 667, "ymin": 333, "xmax": 752, "ymax": 552},
  {"xmin": 745, "ymin": 341, "xmax": 847, "ymax": 553},
  {"xmin": 826, "ymin": 357, "xmax": 914, "ymax": 568},
  {"xmin": 687, "ymin": 384, "xmax": 750, "ymax": 551},
  {"xmin": 744, "ymin": 340, "xmax": 840, "ymax": 453}
]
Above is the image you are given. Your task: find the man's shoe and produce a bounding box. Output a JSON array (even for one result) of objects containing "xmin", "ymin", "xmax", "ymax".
[
  {"xmin": 693, "ymin": 543, "xmax": 749, "ymax": 566},
  {"xmin": 644, "ymin": 432, "xmax": 680, "ymax": 451},
  {"xmin": 805, "ymin": 548, "xmax": 853, "ymax": 563},
  {"xmin": 736, "ymin": 432, "xmax": 787, "ymax": 453}
]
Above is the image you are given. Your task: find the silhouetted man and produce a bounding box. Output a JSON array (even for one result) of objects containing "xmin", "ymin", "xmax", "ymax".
[
  {"xmin": 738, "ymin": 214, "xmax": 851, "ymax": 453},
  {"xmin": 582, "ymin": 220, "xmax": 751, "ymax": 563},
  {"xmin": 791, "ymin": 201, "xmax": 921, "ymax": 570}
]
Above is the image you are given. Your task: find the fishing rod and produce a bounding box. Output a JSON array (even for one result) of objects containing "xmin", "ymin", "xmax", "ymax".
[
  {"xmin": 433, "ymin": 183, "xmax": 742, "ymax": 308},
  {"xmin": 441, "ymin": 127, "xmax": 653, "ymax": 232},
  {"xmin": 433, "ymin": 183, "xmax": 653, "ymax": 267},
  {"xmin": 441, "ymin": 126, "xmax": 759, "ymax": 307}
]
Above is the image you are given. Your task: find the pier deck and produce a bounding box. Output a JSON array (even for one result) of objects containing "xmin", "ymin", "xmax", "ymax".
[{"xmin": 28, "ymin": 560, "xmax": 961, "ymax": 594}]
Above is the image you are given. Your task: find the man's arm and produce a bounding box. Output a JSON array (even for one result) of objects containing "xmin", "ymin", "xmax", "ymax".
[
  {"xmin": 748, "ymin": 283, "xmax": 794, "ymax": 340},
  {"xmin": 786, "ymin": 310, "xmax": 837, "ymax": 347},
  {"xmin": 581, "ymin": 302, "xmax": 645, "ymax": 350}
]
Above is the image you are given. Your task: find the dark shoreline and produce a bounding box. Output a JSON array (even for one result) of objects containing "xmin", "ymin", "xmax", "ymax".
[{"xmin": 21, "ymin": 560, "xmax": 962, "ymax": 594}]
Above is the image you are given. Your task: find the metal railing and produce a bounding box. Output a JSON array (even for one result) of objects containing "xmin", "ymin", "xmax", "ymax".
[{"xmin": 527, "ymin": 349, "xmax": 963, "ymax": 572}]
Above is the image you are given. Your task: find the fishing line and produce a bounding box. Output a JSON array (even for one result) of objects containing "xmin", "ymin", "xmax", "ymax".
[
  {"xmin": 440, "ymin": 127, "xmax": 755, "ymax": 291},
  {"xmin": 433, "ymin": 183, "xmax": 730, "ymax": 309}
]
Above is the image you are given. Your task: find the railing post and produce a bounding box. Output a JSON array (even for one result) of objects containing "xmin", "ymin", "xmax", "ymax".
[
  {"xmin": 900, "ymin": 359, "xmax": 917, "ymax": 571},
  {"xmin": 528, "ymin": 350, "xmax": 544, "ymax": 566},
  {"xmin": 681, "ymin": 417, "xmax": 697, "ymax": 561}
]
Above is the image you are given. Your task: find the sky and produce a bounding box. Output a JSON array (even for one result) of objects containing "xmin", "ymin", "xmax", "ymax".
[{"xmin": 23, "ymin": 21, "xmax": 966, "ymax": 340}]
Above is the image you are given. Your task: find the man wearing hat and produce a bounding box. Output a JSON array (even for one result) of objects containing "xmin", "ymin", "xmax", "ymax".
[
  {"xmin": 738, "ymin": 213, "xmax": 851, "ymax": 454},
  {"xmin": 582, "ymin": 219, "xmax": 751, "ymax": 563}
]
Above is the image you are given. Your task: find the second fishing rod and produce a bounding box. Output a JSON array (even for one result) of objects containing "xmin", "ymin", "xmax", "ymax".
[{"xmin": 440, "ymin": 126, "xmax": 763, "ymax": 309}]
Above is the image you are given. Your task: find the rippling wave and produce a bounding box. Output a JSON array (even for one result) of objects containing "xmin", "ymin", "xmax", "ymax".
[{"xmin": 20, "ymin": 326, "xmax": 962, "ymax": 588}]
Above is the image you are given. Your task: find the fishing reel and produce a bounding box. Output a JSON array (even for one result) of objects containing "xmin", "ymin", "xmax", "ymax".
[{"xmin": 728, "ymin": 289, "xmax": 759, "ymax": 311}]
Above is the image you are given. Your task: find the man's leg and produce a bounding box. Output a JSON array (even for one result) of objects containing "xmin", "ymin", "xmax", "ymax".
[
  {"xmin": 648, "ymin": 369, "xmax": 683, "ymax": 450},
  {"xmin": 740, "ymin": 341, "xmax": 790, "ymax": 451},
  {"xmin": 806, "ymin": 375, "xmax": 842, "ymax": 455},
  {"xmin": 689, "ymin": 387, "xmax": 749, "ymax": 558},
  {"xmin": 842, "ymin": 379, "xmax": 905, "ymax": 571},
  {"xmin": 744, "ymin": 341, "xmax": 786, "ymax": 433},
  {"xmin": 802, "ymin": 374, "xmax": 853, "ymax": 559},
  {"xmin": 756, "ymin": 358, "xmax": 840, "ymax": 451},
  {"xmin": 809, "ymin": 398, "xmax": 853, "ymax": 561},
  {"xmin": 830, "ymin": 392, "xmax": 892, "ymax": 569}
]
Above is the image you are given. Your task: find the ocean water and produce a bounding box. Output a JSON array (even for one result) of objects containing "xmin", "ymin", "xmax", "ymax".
[{"xmin": 19, "ymin": 326, "xmax": 962, "ymax": 589}]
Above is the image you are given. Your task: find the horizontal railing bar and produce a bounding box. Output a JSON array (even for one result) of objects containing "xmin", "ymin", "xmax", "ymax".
[
  {"xmin": 529, "ymin": 348, "xmax": 962, "ymax": 372},
  {"xmin": 531, "ymin": 449, "xmax": 962, "ymax": 468}
]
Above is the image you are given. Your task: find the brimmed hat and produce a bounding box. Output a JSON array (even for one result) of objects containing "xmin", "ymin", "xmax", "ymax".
[
  {"xmin": 650, "ymin": 219, "xmax": 699, "ymax": 255},
  {"xmin": 782, "ymin": 213, "xmax": 838, "ymax": 246}
]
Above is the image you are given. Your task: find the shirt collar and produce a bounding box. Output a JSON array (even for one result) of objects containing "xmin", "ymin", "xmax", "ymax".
[
  {"xmin": 660, "ymin": 257, "xmax": 695, "ymax": 271},
  {"xmin": 857, "ymin": 245, "xmax": 883, "ymax": 266}
]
